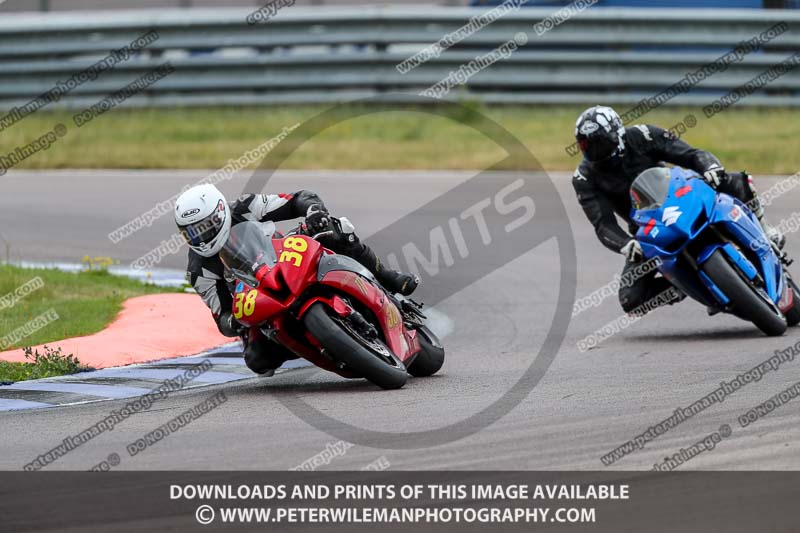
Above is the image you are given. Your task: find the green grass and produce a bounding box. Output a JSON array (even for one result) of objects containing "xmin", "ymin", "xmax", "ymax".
[
  {"xmin": 3, "ymin": 105, "xmax": 799, "ymax": 174},
  {"xmin": 0, "ymin": 345, "xmax": 89, "ymax": 383},
  {"xmin": 0, "ymin": 265, "xmax": 173, "ymax": 351}
]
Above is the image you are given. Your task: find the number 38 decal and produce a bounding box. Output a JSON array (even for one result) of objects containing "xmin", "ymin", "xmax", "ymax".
[
  {"xmin": 279, "ymin": 236, "xmax": 308, "ymax": 267},
  {"xmin": 233, "ymin": 289, "xmax": 258, "ymax": 319}
]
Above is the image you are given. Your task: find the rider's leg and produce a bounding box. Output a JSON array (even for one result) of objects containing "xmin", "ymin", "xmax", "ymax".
[
  {"xmin": 718, "ymin": 171, "xmax": 785, "ymax": 249},
  {"xmin": 319, "ymin": 217, "xmax": 419, "ymax": 296},
  {"xmin": 242, "ymin": 328, "xmax": 297, "ymax": 375},
  {"xmin": 618, "ymin": 258, "xmax": 685, "ymax": 316}
]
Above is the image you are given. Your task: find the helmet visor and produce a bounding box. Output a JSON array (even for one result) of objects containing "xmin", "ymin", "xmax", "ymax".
[
  {"xmin": 179, "ymin": 201, "xmax": 226, "ymax": 248},
  {"xmin": 579, "ymin": 133, "xmax": 618, "ymax": 162}
]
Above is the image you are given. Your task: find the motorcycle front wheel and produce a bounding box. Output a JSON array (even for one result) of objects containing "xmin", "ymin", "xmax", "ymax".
[
  {"xmin": 303, "ymin": 303, "xmax": 408, "ymax": 390},
  {"xmin": 703, "ymin": 250, "xmax": 787, "ymax": 336}
]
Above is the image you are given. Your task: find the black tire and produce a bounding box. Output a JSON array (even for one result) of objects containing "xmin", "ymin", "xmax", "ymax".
[
  {"xmin": 703, "ymin": 250, "xmax": 787, "ymax": 336},
  {"xmin": 784, "ymin": 276, "xmax": 800, "ymax": 327},
  {"xmin": 407, "ymin": 326, "xmax": 445, "ymax": 377},
  {"xmin": 303, "ymin": 303, "xmax": 408, "ymax": 390}
]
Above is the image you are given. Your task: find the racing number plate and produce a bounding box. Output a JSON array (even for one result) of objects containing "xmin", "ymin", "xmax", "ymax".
[
  {"xmin": 233, "ymin": 288, "xmax": 258, "ymax": 320},
  {"xmin": 279, "ymin": 236, "xmax": 308, "ymax": 267}
]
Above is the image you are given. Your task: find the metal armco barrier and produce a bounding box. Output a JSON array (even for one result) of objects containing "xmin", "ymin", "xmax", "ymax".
[{"xmin": 0, "ymin": 7, "xmax": 799, "ymax": 109}]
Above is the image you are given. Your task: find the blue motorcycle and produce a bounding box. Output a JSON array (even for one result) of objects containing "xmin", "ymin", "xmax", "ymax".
[{"xmin": 630, "ymin": 166, "xmax": 800, "ymax": 336}]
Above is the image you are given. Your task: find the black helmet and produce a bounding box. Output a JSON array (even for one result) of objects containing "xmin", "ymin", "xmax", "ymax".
[{"xmin": 575, "ymin": 106, "xmax": 624, "ymax": 162}]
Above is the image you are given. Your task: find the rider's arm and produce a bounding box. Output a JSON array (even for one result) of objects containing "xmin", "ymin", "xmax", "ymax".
[
  {"xmin": 231, "ymin": 191, "xmax": 326, "ymax": 223},
  {"xmin": 186, "ymin": 253, "xmax": 239, "ymax": 337},
  {"xmin": 573, "ymin": 169, "xmax": 632, "ymax": 254},
  {"xmin": 633, "ymin": 124, "xmax": 721, "ymax": 175}
]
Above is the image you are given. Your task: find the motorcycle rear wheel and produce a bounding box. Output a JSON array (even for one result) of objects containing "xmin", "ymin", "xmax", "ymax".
[
  {"xmin": 303, "ymin": 303, "xmax": 408, "ymax": 390},
  {"xmin": 703, "ymin": 250, "xmax": 787, "ymax": 336},
  {"xmin": 407, "ymin": 325, "xmax": 445, "ymax": 377},
  {"xmin": 784, "ymin": 276, "xmax": 800, "ymax": 327}
]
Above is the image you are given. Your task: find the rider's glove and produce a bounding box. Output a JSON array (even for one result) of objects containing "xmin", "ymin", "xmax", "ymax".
[
  {"xmin": 219, "ymin": 311, "xmax": 245, "ymax": 337},
  {"xmin": 305, "ymin": 204, "xmax": 330, "ymax": 235},
  {"xmin": 620, "ymin": 239, "xmax": 643, "ymax": 262},
  {"xmin": 702, "ymin": 164, "xmax": 726, "ymax": 188}
]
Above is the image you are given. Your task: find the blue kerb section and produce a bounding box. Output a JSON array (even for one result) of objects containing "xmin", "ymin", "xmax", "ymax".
[{"xmin": 0, "ymin": 344, "xmax": 312, "ymax": 412}]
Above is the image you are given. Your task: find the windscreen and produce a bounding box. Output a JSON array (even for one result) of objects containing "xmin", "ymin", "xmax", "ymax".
[
  {"xmin": 178, "ymin": 200, "xmax": 226, "ymax": 247},
  {"xmin": 219, "ymin": 221, "xmax": 278, "ymax": 287},
  {"xmin": 630, "ymin": 167, "xmax": 671, "ymax": 210}
]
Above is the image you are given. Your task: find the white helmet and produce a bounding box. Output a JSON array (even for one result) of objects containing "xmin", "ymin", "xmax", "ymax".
[{"xmin": 174, "ymin": 184, "xmax": 231, "ymax": 257}]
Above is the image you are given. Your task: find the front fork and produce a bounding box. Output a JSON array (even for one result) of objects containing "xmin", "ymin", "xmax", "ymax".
[{"xmin": 777, "ymin": 248, "xmax": 794, "ymax": 268}]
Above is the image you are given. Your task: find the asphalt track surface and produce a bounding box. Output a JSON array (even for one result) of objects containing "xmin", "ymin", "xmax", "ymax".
[{"xmin": 1, "ymin": 169, "xmax": 800, "ymax": 471}]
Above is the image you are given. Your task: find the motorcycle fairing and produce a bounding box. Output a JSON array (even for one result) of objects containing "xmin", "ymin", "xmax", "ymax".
[
  {"xmin": 231, "ymin": 234, "xmax": 324, "ymax": 327},
  {"xmin": 633, "ymin": 169, "xmax": 715, "ymax": 258},
  {"xmin": 632, "ymin": 167, "xmax": 786, "ymax": 310},
  {"xmin": 315, "ymin": 270, "xmax": 420, "ymax": 363},
  {"xmin": 317, "ymin": 253, "xmax": 377, "ymax": 283},
  {"xmin": 700, "ymin": 194, "xmax": 785, "ymax": 305}
]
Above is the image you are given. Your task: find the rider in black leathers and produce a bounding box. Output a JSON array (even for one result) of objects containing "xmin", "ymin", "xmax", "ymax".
[{"xmin": 572, "ymin": 105, "xmax": 784, "ymax": 315}]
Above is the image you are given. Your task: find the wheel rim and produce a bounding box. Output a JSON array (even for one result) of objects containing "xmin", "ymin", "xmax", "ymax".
[{"xmin": 330, "ymin": 314, "xmax": 403, "ymax": 368}]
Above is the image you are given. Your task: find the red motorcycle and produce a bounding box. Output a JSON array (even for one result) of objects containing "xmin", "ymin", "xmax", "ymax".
[{"xmin": 219, "ymin": 221, "xmax": 445, "ymax": 389}]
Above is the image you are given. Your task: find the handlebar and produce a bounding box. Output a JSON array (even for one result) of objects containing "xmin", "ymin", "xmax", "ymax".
[
  {"xmin": 311, "ymin": 230, "xmax": 334, "ymax": 240},
  {"xmin": 284, "ymin": 222, "xmax": 335, "ymax": 242}
]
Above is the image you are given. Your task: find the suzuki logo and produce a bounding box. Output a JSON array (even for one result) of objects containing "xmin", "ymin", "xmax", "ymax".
[{"xmin": 662, "ymin": 206, "xmax": 682, "ymax": 226}]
